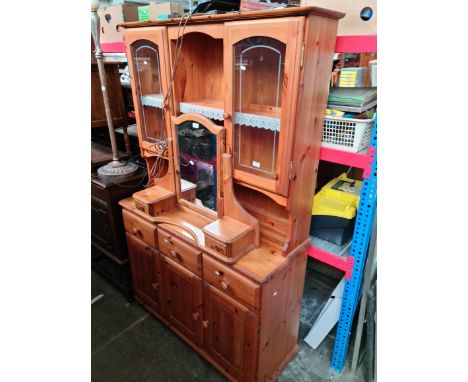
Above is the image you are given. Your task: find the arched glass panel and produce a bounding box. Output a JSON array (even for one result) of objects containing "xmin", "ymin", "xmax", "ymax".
[
  {"xmin": 233, "ymin": 37, "xmax": 286, "ymax": 179},
  {"xmin": 131, "ymin": 40, "xmax": 165, "ymax": 143}
]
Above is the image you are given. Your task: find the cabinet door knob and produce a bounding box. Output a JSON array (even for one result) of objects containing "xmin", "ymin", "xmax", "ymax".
[
  {"xmin": 201, "ymin": 320, "xmax": 209, "ymax": 329},
  {"xmin": 192, "ymin": 312, "xmax": 200, "ymax": 321},
  {"xmin": 214, "ymin": 270, "xmax": 224, "ymax": 277},
  {"xmin": 152, "ymin": 282, "xmax": 159, "ymax": 290},
  {"xmin": 223, "ymin": 112, "xmax": 231, "ymax": 120},
  {"xmin": 220, "ymin": 279, "xmax": 230, "ymax": 290}
]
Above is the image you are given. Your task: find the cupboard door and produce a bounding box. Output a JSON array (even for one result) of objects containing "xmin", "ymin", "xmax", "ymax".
[
  {"xmin": 124, "ymin": 27, "xmax": 171, "ymax": 153},
  {"xmin": 161, "ymin": 256, "xmax": 204, "ymax": 346},
  {"xmin": 224, "ymin": 18, "xmax": 304, "ymax": 197},
  {"xmin": 126, "ymin": 234, "xmax": 163, "ymax": 314},
  {"xmin": 203, "ymin": 283, "xmax": 258, "ymax": 381}
]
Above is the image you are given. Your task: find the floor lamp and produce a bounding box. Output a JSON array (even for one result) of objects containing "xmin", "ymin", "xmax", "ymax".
[{"xmin": 91, "ymin": 0, "xmax": 138, "ymax": 181}]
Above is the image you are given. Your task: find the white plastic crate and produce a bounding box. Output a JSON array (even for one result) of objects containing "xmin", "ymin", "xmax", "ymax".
[{"xmin": 322, "ymin": 114, "xmax": 375, "ymax": 153}]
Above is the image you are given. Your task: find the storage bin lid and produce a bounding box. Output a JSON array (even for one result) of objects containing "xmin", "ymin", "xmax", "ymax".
[{"xmin": 312, "ymin": 173, "xmax": 362, "ymax": 219}]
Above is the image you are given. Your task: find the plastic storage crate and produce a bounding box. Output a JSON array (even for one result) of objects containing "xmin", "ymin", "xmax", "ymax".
[{"xmin": 322, "ymin": 113, "xmax": 375, "ymax": 153}]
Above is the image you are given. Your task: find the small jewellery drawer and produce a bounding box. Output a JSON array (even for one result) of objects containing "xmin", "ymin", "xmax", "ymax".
[
  {"xmin": 158, "ymin": 228, "xmax": 202, "ymax": 277},
  {"xmin": 203, "ymin": 255, "xmax": 261, "ymax": 309},
  {"xmin": 122, "ymin": 209, "xmax": 157, "ymax": 248}
]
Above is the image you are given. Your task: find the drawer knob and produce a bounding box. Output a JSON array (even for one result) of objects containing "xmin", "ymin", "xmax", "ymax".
[
  {"xmin": 220, "ymin": 279, "xmax": 230, "ymax": 290},
  {"xmin": 164, "ymin": 236, "xmax": 174, "ymax": 245},
  {"xmin": 214, "ymin": 270, "xmax": 224, "ymax": 277},
  {"xmin": 201, "ymin": 320, "xmax": 209, "ymax": 329},
  {"xmin": 170, "ymin": 250, "xmax": 180, "ymax": 260},
  {"xmin": 152, "ymin": 282, "xmax": 159, "ymax": 290},
  {"xmin": 211, "ymin": 244, "xmax": 224, "ymax": 254},
  {"xmin": 132, "ymin": 227, "xmax": 141, "ymax": 236},
  {"xmin": 192, "ymin": 312, "xmax": 200, "ymax": 321}
]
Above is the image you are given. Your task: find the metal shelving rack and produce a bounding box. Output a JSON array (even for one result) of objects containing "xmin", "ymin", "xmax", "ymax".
[
  {"xmin": 330, "ymin": 121, "xmax": 376, "ymax": 372},
  {"xmin": 307, "ymin": 34, "xmax": 377, "ymax": 373}
]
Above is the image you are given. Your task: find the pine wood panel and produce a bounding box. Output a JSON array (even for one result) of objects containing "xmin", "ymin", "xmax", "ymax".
[
  {"xmin": 126, "ymin": 234, "xmax": 164, "ymax": 314},
  {"xmin": 170, "ymin": 33, "xmax": 224, "ymax": 113},
  {"xmin": 256, "ymin": 251, "xmax": 308, "ymax": 381},
  {"xmin": 284, "ymin": 14, "xmax": 339, "ymax": 254},
  {"xmin": 162, "ymin": 256, "xmax": 204, "ymax": 346},
  {"xmin": 203, "ymin": 283, "xmax": 259, "ymax": 382}
]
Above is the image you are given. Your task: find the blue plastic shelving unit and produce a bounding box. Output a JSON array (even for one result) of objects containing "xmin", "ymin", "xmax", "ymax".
[{"xmin": 330, "ymin": 119, "xmax": 377, "ymax": 372}]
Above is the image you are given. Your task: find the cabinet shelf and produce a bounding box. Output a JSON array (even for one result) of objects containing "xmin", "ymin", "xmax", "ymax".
[
  {"xmin": 179, "ymin": 100, "xmax": 280, "ymax": 131},
  {"xmin": 234, "ymin": 112, "xmax": 280, "ymax": 132},
  {"xmin": 179, "ymin": 100, "xmax": 224, "ymax": 121},
  {"xmin": 308, "ymin": 236, "xmax": 352, "ymax": 277},
  {"xmin": 141, "ymin": 94, "xmax": 164, "ymax": 108}
]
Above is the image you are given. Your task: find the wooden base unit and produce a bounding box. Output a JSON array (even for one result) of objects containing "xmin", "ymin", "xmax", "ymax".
[
  {"xmin": 123, "ymin": 205, "xmax": 309, "ymax": 382},
  {"xmin": 119, "ymin": 6, "xmax": 343, "ymax": 381}
]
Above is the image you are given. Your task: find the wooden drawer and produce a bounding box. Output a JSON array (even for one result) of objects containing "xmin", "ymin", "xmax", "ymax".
[
  {"xmin": 122, "ymin": 209, "xmax": 157, "ymax": 248},
  {"xmin": 205, "ymin": 237, "xmax": 228, "ymax": 257},
  {"xmin": 158, "ymin": 228, "xmax": 202, "ymax": 277},
  {"xmin": 203, "ymin": 256, "xmax": 261, "ymax": 309}
]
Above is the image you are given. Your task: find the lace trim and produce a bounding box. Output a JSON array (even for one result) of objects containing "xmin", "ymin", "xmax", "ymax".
[
  {"xmin": 177, "ymin": 103, "xmax": 281, "ymax": 131},
  {"xmin": 141, "ymin": 94, "xmax": 163, "ymax": 108},
  {"xmin": 179, "ymin": 103, "xmax": 224, "ymax": 121},
  {"xmin": 234, "ymin": 112, "xmax": 280, "ymax": 132}
]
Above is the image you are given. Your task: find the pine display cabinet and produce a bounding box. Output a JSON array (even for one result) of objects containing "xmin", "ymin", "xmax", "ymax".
[{"xmin": 118, "ymin": 6, "xmax": 343, "ymax": 381}]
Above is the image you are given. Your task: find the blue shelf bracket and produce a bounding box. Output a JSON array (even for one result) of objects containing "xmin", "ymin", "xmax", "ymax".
[{"xmin": 330, "ymin": 118, "xmax": 377, "ymax": 372}]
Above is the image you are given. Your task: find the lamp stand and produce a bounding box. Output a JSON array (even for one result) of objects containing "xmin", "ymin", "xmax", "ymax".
[{"xmin": 91, "ymin": 6, "xmax": 138, "ymax": 181}]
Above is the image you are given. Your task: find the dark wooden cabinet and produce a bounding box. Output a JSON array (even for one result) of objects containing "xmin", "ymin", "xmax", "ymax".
[
  {"xmin": 203, "ymin": 283, "xmax": 258, "ymax": 382},
  {"xmin": 91, "ymin": 170, "xmax": 146, "ymax": 262},
  {"xmin": 91, "ymin": 63, "xmax": 127, "ymax": 129},
  {"xmin": 91, "ymin": 168, "xmax": 146, "ymax": 298},
  {"xmin": 126, "ymin": 234, "xmax": 163, "ymax": 313},
  {"xmin": 161, "ymin": 256, "xmax": 204, "ymax": 346}
]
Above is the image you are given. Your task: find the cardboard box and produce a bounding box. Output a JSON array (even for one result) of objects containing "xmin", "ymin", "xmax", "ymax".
[
  {"xmin": 300, "ymin": 0, "xmax": 376, "ymax": 36},
  {"xmin": 138, "ymin": 2, "xmax": 184, "ymax": 21},
  {"xmin": 97, "ymin": 4, "xmax": 140, "ymax": 45}
]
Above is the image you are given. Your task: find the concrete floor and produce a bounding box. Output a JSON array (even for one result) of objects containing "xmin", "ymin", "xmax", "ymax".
[{"xmin": 92, "ymin": 260, "xmax": 368, "ymax": 382}]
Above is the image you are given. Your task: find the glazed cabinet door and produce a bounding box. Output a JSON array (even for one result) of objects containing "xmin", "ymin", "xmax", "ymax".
[
  {"xmin": 161, "ymin": 256, "xmax": 204, "ymax": 346},
  {"xmin": 126, "ymin": 234, "xmax": 163, "ymax": 314},
  {"xmin": 224, "ymin": 17, "xmax": 304, "ymax": 197},
  {"xmin": 124, "ymin": 27, "xmax": 171, "ymax": 154},
  {"xmin": 203, "ymin": 283, "xmax": 258, "ymax": 381}
]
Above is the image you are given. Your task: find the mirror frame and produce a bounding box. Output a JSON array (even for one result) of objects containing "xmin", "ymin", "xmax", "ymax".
[{"xmin": 171, "ymin": 113, "xmax": 225, "ymax": 219}]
